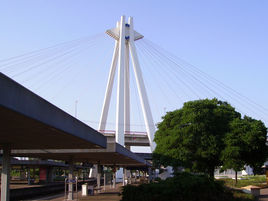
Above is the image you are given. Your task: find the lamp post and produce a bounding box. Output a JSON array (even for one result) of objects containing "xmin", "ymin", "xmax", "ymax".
[{"xmin": 75, "ymin": 100, "xmax": 78, "ymax": 118}]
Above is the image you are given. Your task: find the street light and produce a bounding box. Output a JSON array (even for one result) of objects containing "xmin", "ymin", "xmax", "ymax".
[{"xmin": 75, "ymin": 100, "xmax": 78, "ymax": 118}]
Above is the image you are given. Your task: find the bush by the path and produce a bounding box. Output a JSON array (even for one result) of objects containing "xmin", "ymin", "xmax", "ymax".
[{"xmin": 121, "ymin": 172, "xmax": 255, "ymax": 201}]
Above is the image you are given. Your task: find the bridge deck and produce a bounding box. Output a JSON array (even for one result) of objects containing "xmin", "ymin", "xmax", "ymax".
[{"xmin": 101, "ymin": 131, "xmax": 150, "ymax": 147}]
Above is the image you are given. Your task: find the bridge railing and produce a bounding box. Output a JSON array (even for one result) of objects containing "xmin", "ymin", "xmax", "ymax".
[{"xmin": 99, "ymin": 130, "xmax": 147, "ymax": 136}]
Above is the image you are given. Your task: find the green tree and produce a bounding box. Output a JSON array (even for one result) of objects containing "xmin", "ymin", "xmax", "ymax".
[
  {"xmin": 221, "ymin": 116, "xmax": 267, "ymax": 183},
  {"xmin": 154, "ymin": 98, "xmax": 240, "ymax": 177},
  {"xmin": 241, "ymin": 116, "xmax": 267, "ymax": 174},
  {"xmin": 221, "ymin": 118, "xmax": 247, "ymax": 184}
]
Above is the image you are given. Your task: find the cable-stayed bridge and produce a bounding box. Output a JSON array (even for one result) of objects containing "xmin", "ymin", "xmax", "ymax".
[{"xmin": 0, "ymin": 16, "xmax": 268, "ymax": 154}]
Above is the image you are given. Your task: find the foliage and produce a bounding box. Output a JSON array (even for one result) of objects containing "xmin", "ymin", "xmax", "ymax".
[
  {"xmin": 221, "ymin": 118, "xmax": 245, "ymax": 173},
  {"xmin": 221, "ymin": 118, "xmax": 248, "ymax": 183},
  {"xmin": 11, "ymin": 169, "xmax": 20, "ymax": 177},
  {"xmin": 241, "ymin": 116, "xmax": 268, "ymax": 174},
  {"xmin": 53, "ymin": 175, "xmax": 66, "ymax": 181},
  {"xmin": 221, "ymin": 116, "xmax": 268, "ymax": 180},
  {"xmin": 121, "ymin": 172, "xmax": 255, "ymax": 201},
  {"xmin": 154, "ymin": 98, "xmax": 240, "ymax": 177}
]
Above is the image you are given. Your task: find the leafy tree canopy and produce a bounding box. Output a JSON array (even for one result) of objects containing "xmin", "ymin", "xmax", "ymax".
[
  {"xmin": 240, "ymin": 116, "xmax": 267, "ymax": 173},
  {"xmin": 154, "ymin": 98, "xmax": 241, "ymax": 177},
  {"xmin": 221, "ymin": 116, "xmax": 268, "ymax": 181}
]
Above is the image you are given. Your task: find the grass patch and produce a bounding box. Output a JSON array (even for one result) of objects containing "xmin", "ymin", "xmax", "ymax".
[
  {"xmin": 231, "ymin": 189, "xmax": 256, "ymax": 201},
  {"xmin": 219, "ymin": 175, "xmax": 267, "ymax": 188}
]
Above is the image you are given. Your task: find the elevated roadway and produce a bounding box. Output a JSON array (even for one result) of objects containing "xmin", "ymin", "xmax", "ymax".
[{"xmin": 100, "ymin": 130, "xmax": 150, "ymax": 147}]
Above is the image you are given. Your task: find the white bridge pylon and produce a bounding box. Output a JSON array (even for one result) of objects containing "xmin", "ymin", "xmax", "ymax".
[{"xmin": 98, "ymin": 16, "xmax": 156, "ymax": 151}]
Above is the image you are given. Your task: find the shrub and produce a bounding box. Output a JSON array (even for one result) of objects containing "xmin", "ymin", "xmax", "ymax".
[{"xmin": 121, "ymin": 172, "xmax": 255, "ymax": 201}]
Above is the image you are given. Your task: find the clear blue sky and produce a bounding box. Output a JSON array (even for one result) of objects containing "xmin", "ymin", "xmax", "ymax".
[{"xmin": 1, "ymin": 0, "xmax": 268, "ymax": 151}]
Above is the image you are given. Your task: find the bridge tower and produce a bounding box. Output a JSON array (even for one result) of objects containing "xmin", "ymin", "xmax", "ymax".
[{"xmin": 99, "ymin": 16, "xmax": 156, "ymax": 151}]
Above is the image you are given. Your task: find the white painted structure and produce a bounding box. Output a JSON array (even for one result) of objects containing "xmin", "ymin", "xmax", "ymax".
[{"xmin": 99, "ymin": 16, "xmax": 156, "ymax": 151}]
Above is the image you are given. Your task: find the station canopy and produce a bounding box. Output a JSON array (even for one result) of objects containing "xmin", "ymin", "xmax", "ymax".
[
  {"xmin": 0, "ymin": 72, "xmax": 106, "ymax": 149},
  {"xmin": 11, "ymin": 142, "xmax": 151, "ymax": 167},
  {"xmin": 0, "ymin": 73, "xmax": 150, "ymax": 168}
]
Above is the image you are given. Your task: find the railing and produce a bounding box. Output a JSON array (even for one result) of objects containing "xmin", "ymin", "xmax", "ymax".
[{"xmin": 99, "ymin": 130, "xmax": 147, "ymax": 136}]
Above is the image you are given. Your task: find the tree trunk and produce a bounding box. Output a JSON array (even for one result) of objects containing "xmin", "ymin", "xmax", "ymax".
[
  {"xmin": 209, "ymin": 168, "xmax": 214, "ymax": 179},
  {"xmin": 235, "ymin": 171, "xmax": 238, "ymax": 185},
  {"xmin": 173, "ymin": 166, "xmax": 178, "ymax": 174}
]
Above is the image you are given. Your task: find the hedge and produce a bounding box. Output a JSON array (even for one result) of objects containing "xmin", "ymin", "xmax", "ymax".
[{"xmin": 121, "ymin": 172, "xmax": 255, "ymax": 201}]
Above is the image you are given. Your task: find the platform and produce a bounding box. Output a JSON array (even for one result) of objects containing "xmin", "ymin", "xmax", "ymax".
[{"xmin": 23, "ymin": 184, "xmax": 122, "ymax": 201}]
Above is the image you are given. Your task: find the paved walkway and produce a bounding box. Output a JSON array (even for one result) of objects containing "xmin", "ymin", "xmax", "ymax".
[
  {"xmin": 19, "ymin": 184, "xmax": 268, "ymax": 201},
  {"xmin": 259, "ymin": 188, "xmax": 268, "ymax": 201},
  {"xmin": 23, "ymin": 184, "xmax": 122, "ymax": 201}
]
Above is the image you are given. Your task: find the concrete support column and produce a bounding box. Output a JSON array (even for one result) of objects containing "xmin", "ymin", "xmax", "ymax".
[
  {"xmin": 122, "ymin": 168, "xmax": 126, "ymax": 186},
  {"xmin": 129, "ymin": 170, "xmax": 132, "ymax": 184},
  {"xmin": 115, "ymin": 15, "xmax": 126, "ymax": 146},
  {"xmin": 103, "ymin": 172, "xmax": 106, "ymax": 191},
  {"xmin": 112, "ymin": 171, "xmax": 116, "ymax": 189},
  {"xmin": 27, "ymin": 168, "xmax": 31, "ymax": 185},
  {"xmin": 89, "ymin": 164, "xmax": 98, "ymax": 178},
  {"xmin": 97, "ymin": 164, "xmax": 101, "ymax": 193},
  {"xmin": 107, "ymin": 172, "xmax": 113, "ymax": 189},
  {"xmin": 109, "ymin": 173, "xmax": 113, "ymax": 189},
  {"xmin": 47, "ymin": 167, "xmax": 54, "ymax": 183},
  {"xmin": 1, "ymin": 145, "xmax": 11, "ymax": 201},
  {"xmin": 67, "ymin": 162, "xmax": 74, "ymax": 201}
]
